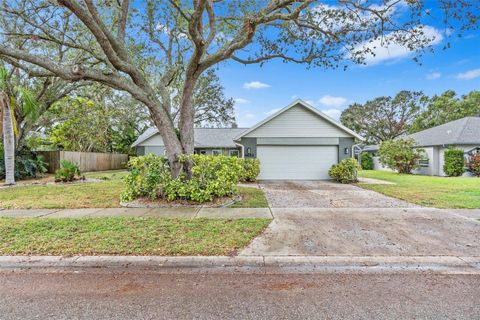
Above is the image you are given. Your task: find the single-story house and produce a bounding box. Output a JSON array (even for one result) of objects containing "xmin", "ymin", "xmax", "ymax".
[
  {"xmin": 363, "ymin": 116, "xmax": 480, "ymax": 176},
  {"xmin": 132, "ymin": 100, "xmax": 363, "ymax": 180}
]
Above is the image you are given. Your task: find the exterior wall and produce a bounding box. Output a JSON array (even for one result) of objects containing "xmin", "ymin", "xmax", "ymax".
[
  {"xmin": 338, "ymin": 137, "xmax": 355, "ymax": 161},
  {"xmin": 136, "ymin": 146, "xmax": 145, "ymax": 156},
  {"xmin": 413, "ymin": 147, "xmax": 434, "ymax": 176},
  {"xmin": 144, "ymin": 146, "xmax": 165, "ymax": 156},
  {"xmin": 240, "ymin": 137, "xmax": 257, "ymax": 158},
  {"xmin": 438, "ymin": 144, "xmax": 479, "ymax": 176},
  {"xmin": 372, "ymin": 156, "xmax": 393, "ymax": 171},
  {"xmin": 138, "ymin": 134, "xmax": 164, "ymax": 146},
  {"xmin": 244, "ymin": 104, "xmax": 351, "ymax": 138}
]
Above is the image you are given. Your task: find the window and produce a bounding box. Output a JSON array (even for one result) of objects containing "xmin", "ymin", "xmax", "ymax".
[
  {"xmin": 229, "ymin": 149, "xmax": 240, "ymax": 157},
  {"xmin": 418, "ymin": 159, "xmax": 429, "ymax": 167},
  {"xmin": 212, "ymin": 149, "xmax": 222, "ymax": 156},
  {"xmin": 344, "ymin": 147, "xmax": 350, "ymax": 155},
  {"xmin": 199, "ymin": 150, "xmax": 207, "ymax": 155}
]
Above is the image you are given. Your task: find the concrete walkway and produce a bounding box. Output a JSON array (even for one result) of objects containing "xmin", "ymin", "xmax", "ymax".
[{"xmin": 0, "ymin": 207, "xmax": 272, "ymax": 219}]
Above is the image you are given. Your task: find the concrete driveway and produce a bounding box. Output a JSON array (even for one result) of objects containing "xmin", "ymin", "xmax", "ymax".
[
  {"xmin": 241, "ymin": 181, "xmax": 480, "ymax": 257},
  {"xmin": 241, "ymin": 208, "xmax": 480, "ymax": 256},
  {"xmin": 260, "ymin": 180, "xmax": 416, "ymax": 208}
]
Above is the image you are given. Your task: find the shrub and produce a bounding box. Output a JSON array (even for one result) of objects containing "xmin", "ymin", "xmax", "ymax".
[
  {"xmin": 443, "ymin": 148, "xmax": 465, "ymax": 177},
  {"xmin": 121, "ymin": 154, "xmax": 244, "ymax": 203},
  {"xmin": 239, "ymin": 158, "xmax": 260, "ymax": 182},
  {"xmin": 328, "ymin": 158, "xmax": 360, "ymax": 184},
  {"xmin": 468, "ymin": 154, "xmax": 480, "ymax": 177},
  {"xmin": 378, "ymin": 139, "xmax": 425, "ymax": 174},
  {"xmin": 0, "ymin": 148, "xmax": 48, "ymax": 180},
  {"xmin": 55, "ymin": 160, "xmax": 81, "ymax": 182},
  {"xmin": 360, "ymin": 152, "xmax": 374, "ymax": 170}
]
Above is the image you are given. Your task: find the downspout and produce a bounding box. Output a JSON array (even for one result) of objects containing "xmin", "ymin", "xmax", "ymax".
[
  {"xmin": 235, "ymin": 141, "xmax": 245, "ymax": 158},
  {"xmin": 352, "ymin": 144, "xmax": 363, "ymax": 162}
]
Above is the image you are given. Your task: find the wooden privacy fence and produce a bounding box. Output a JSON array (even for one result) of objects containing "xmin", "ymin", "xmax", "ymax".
[{"xmin": 38, "ymin": 151, "xmax": 129, "ymax": 173}]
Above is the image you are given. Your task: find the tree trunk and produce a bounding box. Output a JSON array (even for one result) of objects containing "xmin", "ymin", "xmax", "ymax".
[{"xmin": 1, "ymin": 92, "xmax": 15, "ymax": 185}]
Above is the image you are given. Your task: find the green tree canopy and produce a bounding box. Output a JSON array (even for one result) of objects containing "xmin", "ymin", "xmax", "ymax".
[
  {"xmin": 340, "ymin": 91, "xmax": 428, "ymax": 144},
  {"xmin": 410, "ymin": 90, "xmax": 480, "ymax": 133}
]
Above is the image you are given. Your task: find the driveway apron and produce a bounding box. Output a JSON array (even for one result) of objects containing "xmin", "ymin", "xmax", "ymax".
[{"xmin": 240, "ymin": 181, "xmax": 480, "ymax": 257}]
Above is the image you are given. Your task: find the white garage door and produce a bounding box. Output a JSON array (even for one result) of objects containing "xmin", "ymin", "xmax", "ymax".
[{"xmin": 257, "ymin": 145, "xmax": 338, "ymax": 180}]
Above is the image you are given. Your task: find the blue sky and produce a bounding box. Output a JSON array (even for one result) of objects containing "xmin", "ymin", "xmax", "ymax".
[{"xmin": 217, "ymin": 23, "xmax": 480, "ymax": 127}]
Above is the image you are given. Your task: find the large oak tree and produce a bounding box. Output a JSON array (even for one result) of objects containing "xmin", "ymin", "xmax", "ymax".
[{"xmin": 0, "ymin": 0, "xmax": 477, "ymax": 176}]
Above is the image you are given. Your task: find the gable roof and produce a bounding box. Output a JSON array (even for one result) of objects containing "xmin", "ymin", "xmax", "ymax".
[
  {"xmin": 234, "ymin": 99, "xmax": 364, "ymax": 141},
  {"xmin": 132, "ymin": 127, "xmax": 248, "ymax": 148},
  {"xmin": 407, "ymin": 117, "xmax": 480, "ymax": 146}
]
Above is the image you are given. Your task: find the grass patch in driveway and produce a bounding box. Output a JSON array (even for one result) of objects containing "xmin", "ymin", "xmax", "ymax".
[
  {"xmin": 230, "ymin": 187, "xmax": 269, "ymax": 208},
  {"xmin": 358, "ymin": 170, "xmax": 480, "ymax": 208},
  {"xmin": 0, "ymin": 217, "xmax": 271, "ymax": 256}
]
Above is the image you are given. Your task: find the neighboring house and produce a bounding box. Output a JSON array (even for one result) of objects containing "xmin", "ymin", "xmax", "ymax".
[
  {"xmin": 132, "ymin": 100, "xmax": 363, "ymax": 180},
  {"xmin": 363, "ymin": 117, "xmax": 480, "ymax": 176}
]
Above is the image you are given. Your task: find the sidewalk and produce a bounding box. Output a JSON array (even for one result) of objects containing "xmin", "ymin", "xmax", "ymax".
[{"xmin": 0, "ymin": 207, "xmax": 273, "ymax": 219}]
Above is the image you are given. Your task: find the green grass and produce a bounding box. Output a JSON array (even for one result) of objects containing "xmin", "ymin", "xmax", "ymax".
[
  {"xmin": 358, "ymin": 170, "xmax": 480, "ymax": 208},
  {"xmin": 230, "ymin": 187, "xmax": 269, "ymax": 208},
  {"xmin": 0, "ymin": 217, "xmax": 271, "ymax": 256},
  {"xmin": 0, "ymin": 171, "xmax": 268, "ymax": 209}
]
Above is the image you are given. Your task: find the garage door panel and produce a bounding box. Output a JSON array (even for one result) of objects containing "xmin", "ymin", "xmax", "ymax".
[{"xmin": 257, "ymin": 146, "xmax": 338, "ymax": 180}]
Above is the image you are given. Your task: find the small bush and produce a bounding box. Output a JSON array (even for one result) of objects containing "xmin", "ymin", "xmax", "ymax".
[
  {"xmin": 328, "ymin": 158, "xmax": 360, "ymax": 184},
  {"xmin": 378, "ymin": 139, "xmax": 425, "ymax": 174},
  {"xmin": 121, "ymin": 154, "xmax": 245, "ymax": 203},
  {"xmin": 443, "ymin": 148, "xmax": 465, "ymax": 177},
  {"xmin": 468, "ymin": 153, "xmax": 480, "ymax": 177},
  {"xmin": 360, "ymin": 152, "xmax": 374, "ymax": 170},
  {"xmin": 0, "ymin": 148, "xmax": 48, "ymax": 180},
  {"xmin": 55, "ymin": 160, "xmax": 81, "ymax": 182},
  {"xmin": 239, "ymin": 158, "xmax": 260, "ymax": 182}
]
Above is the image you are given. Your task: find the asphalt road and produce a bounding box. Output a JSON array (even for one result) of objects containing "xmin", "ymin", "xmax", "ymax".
[{"xmin": 1, "ymin": 270, "xmax": 479, "ymax": 319}]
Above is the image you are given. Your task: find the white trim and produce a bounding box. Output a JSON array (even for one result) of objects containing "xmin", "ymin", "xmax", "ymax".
[
  {"xmin": 131, "ymin": 129, "xmax": 159, "ymax": 147},
  {"xmin": 233, "ymin": 99, "xmax": 364, "ymax": 141},
  {"xmin": 212, "ymin": 149, "xmax": 222, "ymax": 156}
]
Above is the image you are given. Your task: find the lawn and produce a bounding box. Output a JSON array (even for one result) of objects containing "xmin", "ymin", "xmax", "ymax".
[
  {"xmin": 358, "ymin": 170, "xmax": 480, "ymax": 208},
  {"xmin": 230, "ymin": 186, "xmax": 269, "ymax": 208},
  {"xmin": 0, "ymin": 217, "xmax": 271, "ymax": 255},
  {"xmin": 0, "ymin": 171, "xmax": 268, "ymax": 209}
]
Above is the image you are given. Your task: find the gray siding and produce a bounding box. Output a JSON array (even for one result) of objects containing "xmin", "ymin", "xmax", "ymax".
[
  {"xmin": 136, "ymin": 146, "xmax": 145, "ymax": 156},
  {"xmin": 240, "ymin": 137, "xmax": 257, "ymax": 158},
  {"xmin": 338, "ymin": 137, "xmax": 355, "ymax": 161},
  {"xmin": 244, "ymin": 104, "xmax": 351, "ymax": 138},
  {"xmin": 144, "ymin": 146, "xmax": 165, "ymax": 156}
]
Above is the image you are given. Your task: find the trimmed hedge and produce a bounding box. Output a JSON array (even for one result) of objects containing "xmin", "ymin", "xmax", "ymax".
[
  {"xmin": 443, "ymin": 148, "xmax": 465, "ymax": 177},
  {"xmin": 360, "ymin": 152, "xmax": 374, "ymax": 170},
  {"xmin": 121, "ymin": 154, "xmax": 260, "ymax": 203},
  {"xmin": 328, "ymin": 158, "xmax": 360, "ymax": 184}
]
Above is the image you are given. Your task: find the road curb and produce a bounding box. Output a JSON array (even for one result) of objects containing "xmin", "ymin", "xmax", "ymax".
[{"xmin": 1, "ymin": 255, "xmax": 479, "ymax": 274}]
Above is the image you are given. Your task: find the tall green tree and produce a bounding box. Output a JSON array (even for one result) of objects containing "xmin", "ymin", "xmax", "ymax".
[
  {"xmin": 410, "ymin": 90, "xmax": 480, "ymax": 133},
  {"xmin": 0, "ymin": 1, "xmax": 477, "ymax": 176},
  {"xmin": 341, "ymin": 91, "xmax": 428, "ymax": 144}
]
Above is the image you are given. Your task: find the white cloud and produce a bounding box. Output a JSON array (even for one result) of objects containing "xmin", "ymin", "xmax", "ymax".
[
  {"xmin": 426, "ymin": 72, "xmax": 441, "ymax": 80},
  {"xmin": 456, "ymin": 68, "xmax": 480, "ymax": 80},
  {"xmin": 351, "ymin": 25, "xmax": 443, "ymax": 66},
  {"xmin": 243, "ymin": 81, "xmax": 271, "ymax": 89},
  {"xmin": 318, "ymin": 95, "xmax": 349, "ymax": 107},
  {"xmin": 265, "ymin": 108, "xmax": 280, "ymax": 116},
  {"xmin": 245, "ymin": 113, "xmax": 255, "ymax": 118},
  {"xmin": 321, "ymin": 109, "xmax": 342, "ymax": 120},
  {"xmin": 234, "ymin": 98, "xmax": 250, "ymax": 104}
]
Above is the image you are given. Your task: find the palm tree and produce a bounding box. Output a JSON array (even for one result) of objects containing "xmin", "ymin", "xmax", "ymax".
[
  {"xmin": 0, "ymin": 90, "xmax": 14, "ymax": 185},
  {"xmin": 0, "ymin": 66, "xmax": 38, "ymax": 185}
]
